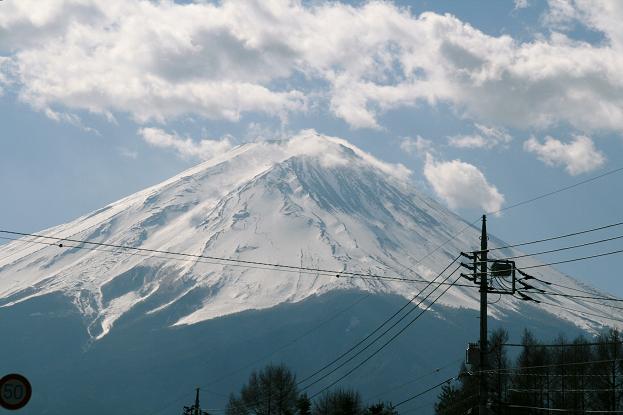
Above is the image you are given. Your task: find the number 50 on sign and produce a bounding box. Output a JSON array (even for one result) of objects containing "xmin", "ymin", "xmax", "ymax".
[{"xmin": 0, "ymin": 374, "xmax": 32, "ymax": 410}]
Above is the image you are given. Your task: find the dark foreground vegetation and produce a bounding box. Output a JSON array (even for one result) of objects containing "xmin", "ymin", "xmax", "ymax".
[
  {"xmin": 436, "ymin": 328, "xmax": 623, "ymax": 414},
  {"xmin": 225, "ymin": 364, "xmax": 397, "ymax": 415},
  {"xmin": 221, "ymin": 329, "xmax": 622, "ymax": 415}
]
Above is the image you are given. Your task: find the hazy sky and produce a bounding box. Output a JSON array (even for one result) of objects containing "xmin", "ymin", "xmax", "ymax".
[{"xmin": 1, "ymin": 0, "xmax": 622, "ymax": 295}]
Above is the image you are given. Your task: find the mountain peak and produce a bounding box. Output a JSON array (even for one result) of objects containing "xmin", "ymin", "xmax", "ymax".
[
  {"xmin": 195, "ymin": 129, "xmax": 411, "ymax": 182},
  {"xmin": 0, "ymin": 130, "xmax": 616, "ymax": 338}
]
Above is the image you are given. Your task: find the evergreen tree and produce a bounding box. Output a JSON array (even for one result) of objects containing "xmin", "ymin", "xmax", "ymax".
[
  {"xmin": 434, "ymin": 363, "xmax": 478, "ymax": 415},
  {"xmin": 489, "ymin": 328, "xmax": 510, "ymax": 413},
  {"xmin": 363, "ymin": 402, "xmax": 397, "ymax": 415},
  {"xmin": 313, "ymin": 389, "xmax": 362, "ymax": 415},
  {"xmin": 226, "ymin": 364, "xmax": 299, "ymax": 415},
  {"xmin": 508, "ymin": 329, "xmax": 551, "ymax": 414},
  {"xmin": 297, "ymin": 394, "xmax": 312, "ymax": 415},
  {"xmin": 590, "ymin": 330, "xmax": 622, "ymax": 412}
]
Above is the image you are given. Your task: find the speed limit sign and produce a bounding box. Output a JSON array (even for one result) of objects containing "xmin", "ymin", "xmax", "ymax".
[{"xmin": 0, "ymin": 374, "xmax": 32, "ymax": 410}]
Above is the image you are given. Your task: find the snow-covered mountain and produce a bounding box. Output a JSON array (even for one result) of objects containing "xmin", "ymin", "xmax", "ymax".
[{"xmin": 0, "ymin": 130, "xmax": 618, "ymax": 341}]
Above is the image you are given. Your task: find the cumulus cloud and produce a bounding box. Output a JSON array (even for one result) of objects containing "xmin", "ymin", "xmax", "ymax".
[
  {"xmin": 543, "ymin": 0, "xmax": 623, "ymax": 45},
  {"xmin": 448, "ymin": 124, "xmax": 512, "ymax": 149},
  {"xmin": 423, "ymin": 154, "xmax": 505, "ymax": 213},
  {"xmin": 139, "ymin": 128, "xmax": 233, "ymax": 161},
  {"xmin": 287, "ymin": 130, "xmax": 412, "ymax": 180},
  {"xmin": 400, "ymin": 135, "xmax": 434, "ymax": 155},
  {"xmin": 1, "ymin": 0, "xmax": 623, "ymax": 133},
  {"xmin": 523, "ymin": 135, "xmax": 605, "ymax": 175}
]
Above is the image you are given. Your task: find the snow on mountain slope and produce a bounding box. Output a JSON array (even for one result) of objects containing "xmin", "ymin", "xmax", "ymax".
[{"xmin": 0, "ymin": 130, "xmax": 619, "ymax": 338}]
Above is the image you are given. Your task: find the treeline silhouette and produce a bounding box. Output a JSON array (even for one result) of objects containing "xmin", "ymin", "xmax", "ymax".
[
  {"xmin": 435, "ymin": 328, "xmax": 623, "ymax": 414},
  {"xmin": 225, "ymin": 364, "xmax": 397, "ymax": 415}
]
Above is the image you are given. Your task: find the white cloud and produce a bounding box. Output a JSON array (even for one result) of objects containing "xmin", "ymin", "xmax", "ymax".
[
  {"xmin": 400, "ymin": 135, "xmax": 433, "ymax": 155},
  {"xmin": 448, "ymin": 124, "xmax": 512, "ymax": 149},
  {"xmin": 118, "ymin": 147, "xmax": 138, "ymax": 160},
  {"xmin": 423, "ymin": 154, "xmax": 505, "ymax": 213},
  {"xmin": 139, "ymin": 128, "xmax": 233, "ymax": 161},
  {"xmin": 1, "ymin": 0, "xmax": 623, "ymax": 134},
  {"xmin": 523, "ymin": 135, "xmax": 605, "ymax": 175},
  {"xmin": 287, "ymin": 130, "xmax": 412, "ymax": 180},
  {"xmin": 448, "ymin": 134, "xmax": 488, "ymax": 149},
  {"xmin": 515, "ymin": 0, "xmax": 530, "ymax": 9},
  {"xmin": 543, "ymin": 1, "xmax": 623, "ymax": 47}
]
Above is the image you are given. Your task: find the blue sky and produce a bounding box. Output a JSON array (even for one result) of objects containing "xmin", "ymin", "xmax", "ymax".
[{"xmin": 1, "ymin": 0, "xmax": 622, "ymax": 295}]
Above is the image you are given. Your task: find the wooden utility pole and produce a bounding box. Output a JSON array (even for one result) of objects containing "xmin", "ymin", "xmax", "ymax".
[
  {"xmin": 479, "ymin": 214, "xmax": 488, "ymax": 415},
  {"xmin": 195, "ymin": 388, "xmax": 201, "ymax": 415}
]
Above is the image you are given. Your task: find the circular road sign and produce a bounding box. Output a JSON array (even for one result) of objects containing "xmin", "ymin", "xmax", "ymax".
[{"xmin": 0, "ymin": 374, "xmax": 32, "ymax": 410}]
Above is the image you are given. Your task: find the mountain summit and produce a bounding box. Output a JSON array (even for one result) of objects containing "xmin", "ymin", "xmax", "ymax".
[{"xmin": 0, "ymin": 131, "xmax": 616, "ymax": 339}]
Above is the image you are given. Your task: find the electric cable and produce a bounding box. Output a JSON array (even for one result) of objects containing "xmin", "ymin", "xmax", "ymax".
[
  {"xmin": 296, "ymin": 256, "xmax": 461, "ymax": 388},
  {"xmin": 393, "ymin": 376, "xmax": 456, "ymax": 408},
  {"xmin": 365, "ymin": 358, "xmax": 462, "ymax": 403},
  {"xmin": 0, "ymin": 232, "xmax": 472, "ymax": 287},
  {"xmin": 307, "ymin": 268, "xmax": 463, "ymax": 398},
  {"xmin": 480, "ymin": 233, "xmax": 623, "ymax": 261},
  {"xmin": 417, "ymin": 166, "xmax": 623, "ymax": 264},
  {"xmin": 502, "ymin": 403, "xmax": 623, "ymax": 413},
  {"xmin": 202, "ymin": 291, "xmax": 372, "ymax": 386}
]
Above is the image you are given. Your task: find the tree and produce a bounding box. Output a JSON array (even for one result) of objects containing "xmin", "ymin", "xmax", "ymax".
[
  {"xmin": 226, "ymin": 364, "xmax": 299, "ymax": 415},
  {"xmin": 489, "ymin": 328, "xmax": 510, "ymax": 413},
  {"xmin": 364, "ymin": 402, "xmax": 397, "ymax": 415},
  {"xmin": 434, "ymin": 363, "xmax": 477, "ymax": 415},
  {"xmin": 508, "ymin": 329, "xmax": 551, "ymax": 414},
  {"xmin": 297, "ymin": 393, "xmax": 312, "ymax": 415},
  {"xmin": 313, "ymin": 389, "xmax": 362, "ymax": 415},
  {"xmin": 435, "ymin": 383, "xmax": 466, "ymax": 415}
]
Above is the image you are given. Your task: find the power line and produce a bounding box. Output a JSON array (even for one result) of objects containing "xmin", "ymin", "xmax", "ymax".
[
  {"xmin": 484, "ymin": 233, "xmax": 623, "ymax": 261},
  {"xmin": 489, "ymin": 166, "xmax": 623, "ymax": 216},
  {"xmin": 300, "ymin": 265, "xmax": 461, "ymax": 392},
  {"xmin": 0, "ymin": 230, "xmax": 395, "ymax": 279},
  {"xmin": 0, "ymin": 210, "xmax": 123, "ymax": 263},
  {"xmin": 412, "ymin": 221, "xmax": 477, "ymax": 265},
  {"xmin": 393, "ymin": 376, "xmax": 456, "ymax": 408},
  {"xmin": 473, "ymin": 358, "xmax": 623, "ymax": 374},
  {"xmin": 217, "ymin": 264, "xmax": 463, "ymax": 413},
  {"xmin": 503, "ymin": 341, "xmax": 623, "ymax": 348},
  {"xmin": 489, "ymin": 372, "xmax": 617, "ymax": 378},
  {"xmin": 0, "ymin": 232, "xmax": 473, "ymax": 287},
  {"xmin": 296, "ymin": 256, "xmax": 461, "ymax": 388},
  {"xmin": 515, "ymin": 286, "xmax": 623, "ymax": 324},
  {"xmin": 483, "ymin": 220, "xmax": 623, "ymax": 253},
  {"xmin": 510, "ymin": 388, "xmax": 623, "ymax": 393},
  {"xmin": 534, "ymin": 299, "xmax": 623, "ymax": 325},
  {"xmin": 502, "ymin": 403, "xmax": 623, "ymax": 413},
  {"xmin": 537, "ymin": 277, "xmax": 621, "ymax": 300},
  {"xmin": 568, "ymin": 296, "xmax": 623, "ymax": 312},
  {"xmin": 308, "ymin": 269, "xmax": 463, "ymax": 398},
  {"xmin": 480, "ymin": 247, "xmax": 623, "ymax": 273},
  {"xmin": 204, "ymin": 258, "xmax": 464, "ymax": 415},
  {"xmin": 523, "ymin": 289, "xmax": 623, "ymax": 304},
  {"xmin": 521, "ymin": 274, "xmax": 623, "ymax": 313},
  {"xmin": 202, "ymin": 291, "xmax": 372, "ymax": 386},
  {"xmin": 161, "ymin": 294, "xmax": 372, "ymax": 415},
  {"xmin": 414, "ymin": 166, "xmax": 623, "ymax": 266},
  {"xmin": 366, "ymin": 358, "xmax": 462, "ymax": 403}
]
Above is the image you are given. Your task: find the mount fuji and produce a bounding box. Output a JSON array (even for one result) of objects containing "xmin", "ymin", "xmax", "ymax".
[{"xmin": 0, "ymin": 130, "xmax": 619, "ymax": 414}]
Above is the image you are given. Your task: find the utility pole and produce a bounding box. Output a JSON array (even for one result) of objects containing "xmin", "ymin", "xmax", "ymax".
[
  {"xmin": 182, "ymin": 388, "xmax": 209, "ymax": 415},
  {"xmin": 479, "ymin": 215, "xmax": 488, "ymax": 415},
  {"xmin": 195, "ymin": 388, "xmax": 201, "ymax": 415},
  {"xmin": 462, "ymin": 215, "xmax": 527, "ymax": 414},
  {"xmin": 613, "ymin": 335, "xmax": 618, "ymax": 412}
]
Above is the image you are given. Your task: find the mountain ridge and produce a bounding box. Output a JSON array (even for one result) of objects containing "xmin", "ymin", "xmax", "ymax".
[{"xmin": 0, "ymin": 130, "xmax": 618, "ymax": 339}]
